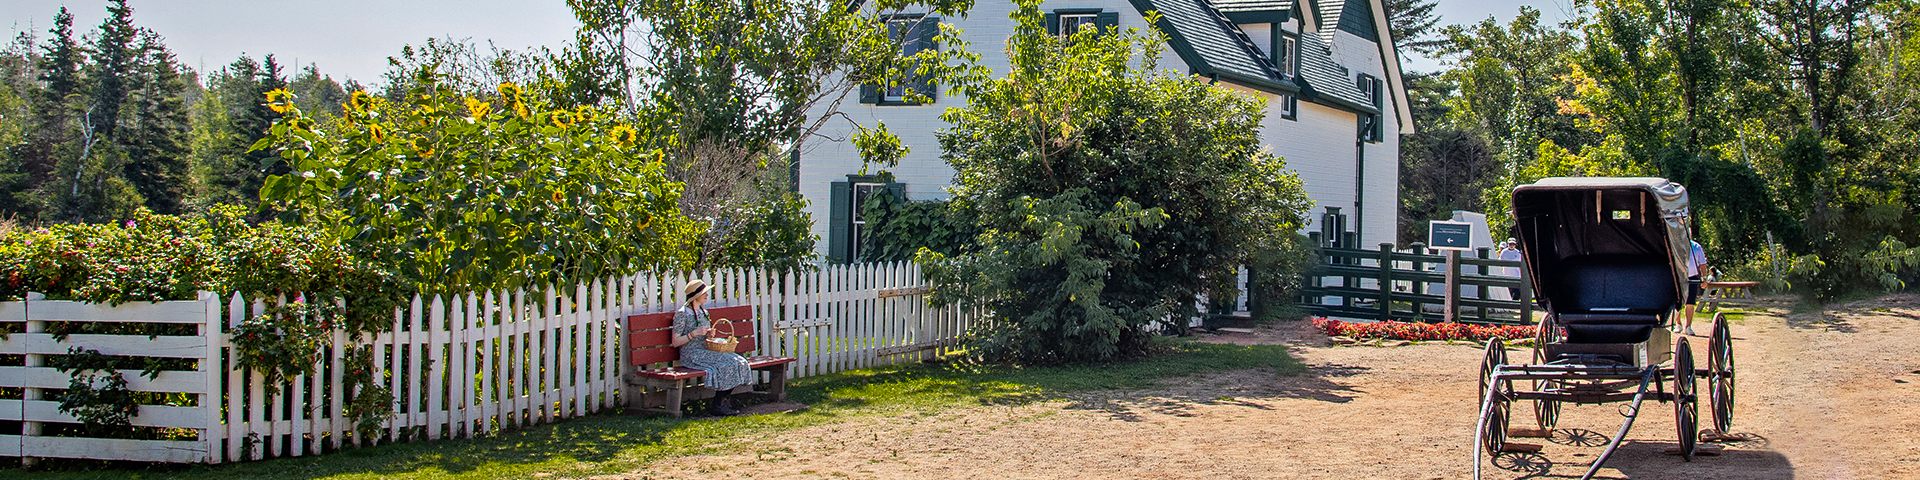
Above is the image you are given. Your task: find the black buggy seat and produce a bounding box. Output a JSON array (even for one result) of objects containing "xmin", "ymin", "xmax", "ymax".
[{"xmin": 1512, "ymin": 178, "xmax": 1692, "ymax": 347}]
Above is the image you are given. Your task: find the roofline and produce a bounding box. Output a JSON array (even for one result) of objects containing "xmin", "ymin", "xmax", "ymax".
[
  {"xmin": 1212, "ymin": 70, "xmax": 1302, "ymax": 95},
  {"xmin": 1365, "ymin": 0, "xmax": 1416, "ymax": 134},
  {"xmin": 1130, "ymin": 0, "xmax": 1217, "ymax": 77},
  {"xmin": 1222, "ymin": 10, "xmax": 1289, "ymax": 23}
]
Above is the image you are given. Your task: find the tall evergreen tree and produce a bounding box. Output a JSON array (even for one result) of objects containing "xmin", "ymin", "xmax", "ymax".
[
  {"xmin": 199, "ymin": 54, "xmax": 286, "ymax": 211},
  {"xmin": 119, "ymin": 30, "xmax": 192, "ymax": 214}
]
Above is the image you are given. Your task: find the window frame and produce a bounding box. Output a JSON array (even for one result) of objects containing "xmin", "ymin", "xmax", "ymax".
[{"xmin": 860, "ymin": 14, "xmax": 941, "ymax": 106}]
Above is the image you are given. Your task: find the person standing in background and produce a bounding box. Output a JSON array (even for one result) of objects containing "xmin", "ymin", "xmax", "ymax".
[{"xmin": 1680, "ymin": 239, "xmax": 1711, "ymax": 336}]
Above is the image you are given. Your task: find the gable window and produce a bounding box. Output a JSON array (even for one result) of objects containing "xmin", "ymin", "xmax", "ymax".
[
  {"xmin": 859, "ymin": 15, "xmax": 940, "ymax": 106},
  {"xmin": 1046, "ymin": 9, "xmax": 1118, "ymax": 37},
  {"xmin": 1357, "ymin": 74, "xmax": 1384, "ymax": 142},
  {"xmin": 1275, "ymin": 31, "xmax": 1298, "ymax": 78},
  {"xmin": 829, "ymin": 176, "xmax": 904, "ymax": 263}
]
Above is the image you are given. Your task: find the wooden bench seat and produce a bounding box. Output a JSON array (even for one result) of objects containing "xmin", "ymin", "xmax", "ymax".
[
  {"xmin": 624, "ymin": 305, "xmax": 796, "ymax": 417},
  {"xmin": 1701, "ymin": 281, "xmax": 1759, "ymax": 312}
]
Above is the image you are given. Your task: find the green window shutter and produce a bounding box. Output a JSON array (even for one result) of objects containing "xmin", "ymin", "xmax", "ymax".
[
  {"xmin": 911, "ymin": 18, "xmax": 940, "ymax": 103},
  {"xmin": 829, "ymin": 181, "xmax": 851, "ymax": 263},
  {"xmin": 886, "ymin": 182, "xmax": 905, "ymax": 201},
  {"xmin": 1097, "ymin": 11, "xmax": 1118, "ymax": 34},
  {"xmin": 1046, "ymin": 12, "xmax": 1060, "ymax": 35}
]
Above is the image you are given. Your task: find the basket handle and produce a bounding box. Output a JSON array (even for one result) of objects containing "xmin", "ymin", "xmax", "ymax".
[{"xmin": 709, "ymin": 317, "xmax": 738, "ymax": 338}]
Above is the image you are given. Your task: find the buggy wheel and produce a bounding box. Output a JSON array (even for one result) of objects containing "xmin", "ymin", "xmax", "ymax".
[
  {"xmin": 1480, "ymin": 339, "xmax": 1511, "ymax": 456},
  {"xmin": 1673, "ymin": 337, "xmax": 1699, "ymax": 461},
  {"xmin": 1709, "ymin": 313, "xmax": 1736, "ymax": 433},
  {"xmin": 1532, "ymin": 318, "xmax": 1561, "ymax": 430}
]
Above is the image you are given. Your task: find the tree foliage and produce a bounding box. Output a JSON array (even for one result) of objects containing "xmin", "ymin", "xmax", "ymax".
[
  {"xmin": 924, "ymin": 0, "xmax": 1311, "ymax": 364},
  {"xmin": 563, "ymin": 0, "xmax": 982, "ymax": 269}
]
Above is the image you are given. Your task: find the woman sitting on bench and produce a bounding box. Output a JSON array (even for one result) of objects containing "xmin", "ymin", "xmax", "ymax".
[{"xmin": 671, "ymin": 280, "xmax": 753, "ymax": 416}]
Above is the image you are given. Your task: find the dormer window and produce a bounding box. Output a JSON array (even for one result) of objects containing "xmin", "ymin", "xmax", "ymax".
[{"xmin": 1276, "ymin": 31, "xmax": 1298, "ymax": 78}]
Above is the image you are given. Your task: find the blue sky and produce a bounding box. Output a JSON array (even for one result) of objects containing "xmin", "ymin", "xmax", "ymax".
[{"xmin": 5, "ymin": 1, "xmax": 1566, "ymax": 83}]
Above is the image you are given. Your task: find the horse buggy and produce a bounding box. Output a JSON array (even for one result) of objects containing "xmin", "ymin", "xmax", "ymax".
[{"xmin": 1474, "ymin": 177, "xmax": 1736, "ymax": 479}]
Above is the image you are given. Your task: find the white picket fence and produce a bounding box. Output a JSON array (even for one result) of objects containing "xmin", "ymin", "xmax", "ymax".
[{"xmin": 0, "ymin": 261, "xmax": 972, "ymax": 464}]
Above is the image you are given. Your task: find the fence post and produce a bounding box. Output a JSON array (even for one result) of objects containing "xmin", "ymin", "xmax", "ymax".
[
  {"xmin": 1476, "ymin": 247, "xmax": 1492, "ymax": 323},
  {"xmin": 1305, "ymin": 232, "xmax": 1324, "ymax": 308},
  {"xmin": 1378, "ymin": 243, "xmax": 1394, "ymax": 321},
  {"xmin": 1409, "ymin": 243, "xmax": 1427, "ymax": 318},
  {"xmin": 1444, "ymin": 250, "xmax": 1460, "ymax": 322},
  {"xmin": 21, "ymin": 292, "xmax": 44, "ymax": 467}
]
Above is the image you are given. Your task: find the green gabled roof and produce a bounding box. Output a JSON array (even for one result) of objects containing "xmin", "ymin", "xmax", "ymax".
[
  {"xmin": 1292, "ymin": 30, "xmax": 1378, "ymax": 113},
  {"xmin": 1214, "ymin": 0, "xmax": 1292, "ymax": 23},
  {"xmin": 1131, "ymin": 0, "xmax": 1299, "ymax": 95},
  {"xmin": 1336, "ymin": 0, "xmax": 1379, "ymax": 41},
  {"xmin": 1211, "ymin": 0, "xmax": 1291, "ymax": 12}
]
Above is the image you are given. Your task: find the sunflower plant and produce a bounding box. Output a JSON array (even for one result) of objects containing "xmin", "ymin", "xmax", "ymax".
[{"xmin": 254, "ymin": 69, "xmax": 697, "ymax": 295}]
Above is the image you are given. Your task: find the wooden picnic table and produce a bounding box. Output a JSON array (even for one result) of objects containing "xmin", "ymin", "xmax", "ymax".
[{"xmin": 1701, "ymin": 281, "xmax": 1759, "ymax": 312}]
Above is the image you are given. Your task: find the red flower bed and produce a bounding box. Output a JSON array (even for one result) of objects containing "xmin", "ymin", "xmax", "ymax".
[{"xmin": 1312, "ymin": 317, "xmax": 1536, "ymax": 342}]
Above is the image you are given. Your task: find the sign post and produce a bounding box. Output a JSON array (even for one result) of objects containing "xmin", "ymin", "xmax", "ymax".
[{"xmin": 1430, "ymin": 221, "xmax": 1473, "ymax": 322}]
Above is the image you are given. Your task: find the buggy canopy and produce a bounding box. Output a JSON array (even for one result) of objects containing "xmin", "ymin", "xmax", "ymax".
[{"xmin": 1512, "ymin": 177, "xmax": 1692, "ymax": 315}]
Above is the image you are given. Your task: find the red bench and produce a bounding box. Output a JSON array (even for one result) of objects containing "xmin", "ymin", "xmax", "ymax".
[{"xmin": 624, "ymin": 305, "xmax": 796, "ymax": 417}]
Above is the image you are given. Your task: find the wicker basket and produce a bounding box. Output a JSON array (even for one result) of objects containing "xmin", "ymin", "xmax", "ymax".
[{"xmin": 702, "ymin": 317, "xmax": 741, "ymax": 353}]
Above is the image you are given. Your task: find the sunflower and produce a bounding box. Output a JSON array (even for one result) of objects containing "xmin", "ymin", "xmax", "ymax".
[
  {"xmin": 367, "ymin": 124, "xmax": 387, "ymax": 143},
  {"xmin": 347, "ymin": 90, "xmax": 375, "ymax": 112},
  {"xmin": 513, "ymin": 101, "xmax": 530, "ymax": 118},
  {"xmin": 497, "ymin": 82, "xmax": 522, "ymax": 100},
  {"xmin": 410, "ymin": 135, "xmax": 435, "ymax": 156},
  {"xmin": 465, "ymin": 98, "xmax": 492, "ymax": 119},
  {"xmin": 549, "ymin": 110, "xmax": 575, "ymax": 129},
  {"xmin": 610, "ymin": 125, "xmax": 639, "ymax": 147},
  {"xmin": 265, "ymin": 89, "xmax": 295, "ymax": 113}
]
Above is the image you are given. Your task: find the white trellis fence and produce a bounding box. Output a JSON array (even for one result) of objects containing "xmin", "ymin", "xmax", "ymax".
[{"xmin": 1, "ymin": 261, "xmax": 972, "ymax": 464}]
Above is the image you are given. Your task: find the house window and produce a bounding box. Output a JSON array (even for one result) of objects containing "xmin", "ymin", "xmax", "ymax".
[
  {"xmin": 1046, "ymin": 9, "xmax": 1118, "ymax": 37},
  {"xmin": 1275, "ymin": 32, "xmax": 1298, "ymax": 78},
  {"xmin": 1279, "ymin": 94, "xmax": 1297, "ymax": 120},
  {"xmin": 860, "ymin": 15, "xmax": 940, "ymax": 106},
  {"xmin": 1357, "ymin": 74, "xmax": 1383, "ymax": 142},
  {"xmin": 850, "ymin": 182, "xmax": 885, "ymax": 261},
  {"xmin": 1061, "ymin": 14, "xmax": 1098, "ymax": 35},
  {"xmin": 829, "ymin": 176, "xmax": 904, "ymax": 263}
]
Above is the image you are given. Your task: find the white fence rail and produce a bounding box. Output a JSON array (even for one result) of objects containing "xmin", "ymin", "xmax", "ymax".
[{"xmin": 0, "ymin": 261, "xmax": 971, "ymax": 464}]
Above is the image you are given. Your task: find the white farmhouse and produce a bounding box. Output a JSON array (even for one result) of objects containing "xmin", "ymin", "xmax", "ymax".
[{"xmin": 800, "ymin": 0, "xmax": 1414, "ymax": 263}]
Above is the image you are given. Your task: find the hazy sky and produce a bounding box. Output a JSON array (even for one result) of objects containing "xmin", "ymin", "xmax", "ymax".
[
  {"xmin": 6, "ymin": 1, "xmax": 579, "ymax": 84},
  {"xmin": 4, "ymin": 0, "xmax": 1567, "ymax": 84}
]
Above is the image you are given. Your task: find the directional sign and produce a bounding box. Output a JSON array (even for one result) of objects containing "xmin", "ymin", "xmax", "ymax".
[{"xmin": 1429, "ymin": 221, "xmax": 1473, "ymax": 251}]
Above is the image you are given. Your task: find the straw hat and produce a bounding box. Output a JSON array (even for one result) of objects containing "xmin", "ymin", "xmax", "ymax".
[{"xmin": 684, "ymin": 279, "xmax": 711, "ymax": 303}]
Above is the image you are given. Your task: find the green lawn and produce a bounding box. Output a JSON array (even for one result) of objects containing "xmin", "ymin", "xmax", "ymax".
[{"xmin": 2, "ymin": 340, "xmax": 1302, "ymax": 480}]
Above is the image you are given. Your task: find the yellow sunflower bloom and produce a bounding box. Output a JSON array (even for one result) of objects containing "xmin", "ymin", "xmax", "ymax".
[
  {"xmin": 550, "ymin": 111, "xmax": 575, "ymax": 129},
  {"xmin": 610, "ymin": 125, "xmax": 639, "ymax": 147},
  {"xmin": 465, "ymin": 98, "xmax": 492, "ymax": 119},
  {"xmin": 265, "ymin": 88, "xmax": 295, "ymax": 113},
  {"xmin": 347, "ymin": 90, "xmax": 375, "ymax": 113},
  {"xmin": 411, "ymin": 135, "xmax": 435, "ymax": 156},
  {"xmin": 514, "ymin": 101, "xmax": 530, "ymax": 118},
  {"xmin": 497, "ymin": 82, "xmax": 522, "ymax": 99},
  {"xmin": 367, "ymin": 124, "xmax": 387, "ymax": 143}
]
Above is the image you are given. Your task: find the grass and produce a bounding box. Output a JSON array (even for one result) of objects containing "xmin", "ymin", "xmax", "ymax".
[{"xmin": 0, "ymin": 339, "xmax": 1301, "ymax": 480}]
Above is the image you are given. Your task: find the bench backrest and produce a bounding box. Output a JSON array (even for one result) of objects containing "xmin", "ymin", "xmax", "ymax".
[{"xmin": 626, "ymin": 305, "xmax": 757, "ymax": 368}]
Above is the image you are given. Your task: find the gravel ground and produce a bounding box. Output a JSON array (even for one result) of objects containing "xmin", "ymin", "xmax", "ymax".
[{"xmin": 609, "ymin": 294, "xmax": 1920, "ymax": 479}]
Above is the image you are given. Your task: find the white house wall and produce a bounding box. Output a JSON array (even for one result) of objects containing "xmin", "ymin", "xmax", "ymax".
[{"xmin": 800, "ymin": 0, "xmax": 1400, "ymax": 257}]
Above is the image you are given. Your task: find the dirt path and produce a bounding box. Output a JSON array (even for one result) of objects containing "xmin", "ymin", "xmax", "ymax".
[{"xmin": 615, "ymin": 295, "xmax": 1920, "ymax": 479}]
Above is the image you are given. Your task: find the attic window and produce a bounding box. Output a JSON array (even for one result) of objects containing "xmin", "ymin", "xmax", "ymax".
[{"xmin": 1276, "ymin": 31, "xmax": 1298, "ymax": 78}]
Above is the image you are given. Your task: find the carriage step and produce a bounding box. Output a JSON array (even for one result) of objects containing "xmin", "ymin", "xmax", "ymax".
[
  {"xmin": 1507, "ymin": 426, "xmax": 1552, "ymax": 438},
  {"xmin": 1699, "ymin": 430, "xmax": 1744, "ymax": 442},
  {"xmin": 1662, "ymin": 444, "xmax": 1725, "ymax": 456},
  {"xmin": 1499, "ymin": 442, "xmax": 1544, "ymax": 453}
]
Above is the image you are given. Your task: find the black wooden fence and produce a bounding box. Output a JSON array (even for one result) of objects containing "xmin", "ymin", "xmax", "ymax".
[{"xmin": 1300, "ymin": 224, "xmax": 1536, "ymax": 325}]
